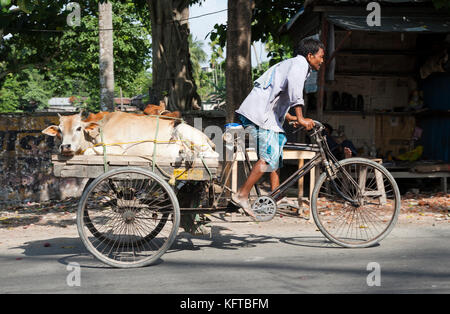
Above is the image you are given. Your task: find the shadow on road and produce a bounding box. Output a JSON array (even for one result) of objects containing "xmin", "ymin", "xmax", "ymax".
[
  {"xmin": 170, "ymin": 225, "xmax": 344, "ymax": 253},
  {"xmin": 8, "ymin": 222, "xmax": 387, "ymax": 271}
]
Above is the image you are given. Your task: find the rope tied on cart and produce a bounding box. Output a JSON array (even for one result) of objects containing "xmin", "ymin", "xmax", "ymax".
[
  {"xmin": 100, "ymin": 126, "xmax": 108, "ymax": 173},
  {"xmin": 152, "ymin": 115, "xmax": 160, "ymax": 173}
]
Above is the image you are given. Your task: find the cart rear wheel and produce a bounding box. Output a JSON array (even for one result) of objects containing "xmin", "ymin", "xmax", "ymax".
[
  {"xmin": 82, "ymin": 178, "xmax": 105, "ymax": 241},
  {"xmin": 77, "ymin": 167, "xmax": 180, "ymax": 268}
]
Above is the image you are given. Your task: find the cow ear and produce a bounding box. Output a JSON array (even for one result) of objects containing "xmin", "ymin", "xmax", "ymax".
[
  {"xmin": 42, "ymin": 125, "xmax": 60, "ymax": 137},
  {"xmin": 82, "ymin": 121, "xmax": 100, "ymax": 138}
]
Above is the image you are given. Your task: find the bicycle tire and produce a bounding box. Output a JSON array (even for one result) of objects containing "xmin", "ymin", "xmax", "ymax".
[
  {"xmin": 77, "ymin": 167, "xmax": 180, "ymax": 268},
  {"xmin": 82, "ymin": 178, "xmax": 169, "ymax": 246},
  {"xmin": 311, "ymin": 158, "xmax": 400, "ymax": 248}
]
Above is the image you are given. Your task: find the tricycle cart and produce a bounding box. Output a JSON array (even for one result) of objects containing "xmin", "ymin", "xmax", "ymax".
[{"xmin": 51, "ymin": 121, "xmax": 401, "ymax": 268}]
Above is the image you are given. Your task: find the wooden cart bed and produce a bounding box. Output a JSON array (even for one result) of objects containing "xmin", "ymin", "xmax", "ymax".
[{"xmin": 51, "ymin": 154, "xmax": 219, "ymax": 181}]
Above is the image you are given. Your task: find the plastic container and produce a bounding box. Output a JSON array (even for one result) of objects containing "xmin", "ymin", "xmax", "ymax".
[{"xmin": 224, "ymin": 123, "xmax": 242, "ymax": 129}]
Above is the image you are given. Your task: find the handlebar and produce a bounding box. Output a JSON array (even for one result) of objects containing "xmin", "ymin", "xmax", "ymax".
[
  {"xmin": 289, "ymin": 120, "xmax": 323, "ymax": 133},
  {"xmin": 312, "ymin": 120, "xmax": 323, "ymax": 129}
]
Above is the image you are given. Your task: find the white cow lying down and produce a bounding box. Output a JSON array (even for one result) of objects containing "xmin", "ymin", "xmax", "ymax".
[{"xmin": 42, "ymin": 111, "xmax": 219, "ymax": 160}]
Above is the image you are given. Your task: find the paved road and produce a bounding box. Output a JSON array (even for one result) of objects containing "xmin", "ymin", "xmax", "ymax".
[{"xmin": 0, "ymin": 217, "xmax": 449, "ymax": 295}]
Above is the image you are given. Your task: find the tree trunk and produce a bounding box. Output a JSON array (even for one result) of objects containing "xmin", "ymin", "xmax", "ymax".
[
  {"xmin": 147, "ymin": 0, "xmax": 200, "ymax": 112},
  {"xmin": 226, "ymin": 0, "xmax": 253, "ymax": 123},
  {"xmin": 99, "ymin": 1, "xmax": 115, "ymax": 112}
]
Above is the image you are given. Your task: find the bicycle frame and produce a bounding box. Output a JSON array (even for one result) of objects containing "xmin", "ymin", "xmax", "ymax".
[
  {"xmin": 195, "ymin": 120, "xmax": 362, "ymax": 212},
  {"xmin": 240, "ymin": 120, "xmax": 362, "ymax": 206},
  {"xmin": 270, "ymin": 153, "xmax": 322, "ymax": 202}
]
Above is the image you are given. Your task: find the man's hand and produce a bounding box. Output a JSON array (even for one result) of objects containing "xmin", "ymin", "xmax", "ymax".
[
  {"xmin": 286, "ymin": 113, "xmax": 301, "ymax": 128},
  {"xmin": 298, "ymin": 117, "xmax": 315, "ymax": 130},
  {"xmin": 291, "ymin": 105, "xmax": 315, "ymax": 131}
]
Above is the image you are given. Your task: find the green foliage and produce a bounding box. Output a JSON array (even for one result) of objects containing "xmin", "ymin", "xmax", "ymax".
[
  {"xmin": 0, "ymin": 74, "xmax": 21, "ymax": 113},
  {"xmin": 195, "ymin": 61, "xmax": 226, "ymax": 109},
  {"xmin": 193, "ymin": 34, "xmax": 226, "ymax": 105},
  {"xmin": 209, "ymin": 36, "xmax": 225, "ymax": 68},
  {"xmin": 264, "ymin": 33, "xmax": 294, "ymax": 67},
  {"xmin": 189, "ymin": 34, "xmax": 208, "ymax": 85},
  {"xmin": 433, "ymin": 0, "xmax": 450, "ymax": 10},
  {"xmin": 50, "ymin": 1, "xmax": 151, "ymax": 111},
  {"xmin": 0, "ymin": 0, "xmax": 152, "ymax": 113},
  {"xmin": 0, "ymin": 68, "xmax": 52, "ymax": 112},
  {"xmin": 209, "ymin": 0, "xmax": 304, "ymax": 67},
  {"xmin": 252, "ymin": 60, "xmax": 270, "ymax": 82},
  {"xmin": 1, "ymin": 1, "xmax": 69, "ymax": 84},
  {"xmin": 21, "ymin": 70, "xmax": 53, "ymax": 111},
  {"xmin": 120, "ymin": 70, "xmax": 152, "ymax": 98},
  {"xmin": 206, "ymin": 71, "xmax": 226, "ymax": 107},
  {"xmin": 0, "ymin": 0, "xmax": 12, "ymax": 9}
]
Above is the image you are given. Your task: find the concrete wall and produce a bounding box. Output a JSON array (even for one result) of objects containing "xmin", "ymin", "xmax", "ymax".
[{"xmin": 0, "ymin": 113, "xmax": 87, "ymax": 208}]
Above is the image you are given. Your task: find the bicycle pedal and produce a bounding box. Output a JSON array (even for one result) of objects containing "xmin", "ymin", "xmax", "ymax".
[{"xmin": 252, "ymin": 196, "xmax": 277, "ymax": 222}]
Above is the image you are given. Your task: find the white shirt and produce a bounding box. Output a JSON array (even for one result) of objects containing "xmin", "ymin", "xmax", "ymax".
[{"xmin": 236, "ymin": 55, "xmax": 311, "ymax": 133}]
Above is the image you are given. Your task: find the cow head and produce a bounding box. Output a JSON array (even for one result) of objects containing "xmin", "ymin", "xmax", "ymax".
[{"xmin": 42, "ymin": 112, "xmax": 99, "ymax": 156}]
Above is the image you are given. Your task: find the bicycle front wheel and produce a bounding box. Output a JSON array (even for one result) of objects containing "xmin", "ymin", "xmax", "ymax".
[{"xmin": 311, "ymin": 158, "xmax": 400, "ymax": 248}]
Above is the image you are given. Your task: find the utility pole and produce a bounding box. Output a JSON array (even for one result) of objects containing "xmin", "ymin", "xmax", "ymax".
[{"xmin": 99, "ymin": 1, "xmax": 115, "ymax": 111}]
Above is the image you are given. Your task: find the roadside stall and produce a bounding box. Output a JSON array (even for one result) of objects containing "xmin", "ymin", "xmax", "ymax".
[{"xmin": 282, "ymin": 0, "xmax": 450, "ymax": 193}]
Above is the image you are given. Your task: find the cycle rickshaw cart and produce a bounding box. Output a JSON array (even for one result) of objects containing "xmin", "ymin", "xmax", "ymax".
[{"xmin": 51, "ymin": 120, "xmax": 401, "ymax": 268}]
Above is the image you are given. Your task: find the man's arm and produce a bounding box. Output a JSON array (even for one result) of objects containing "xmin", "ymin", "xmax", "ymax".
[
  {"xmin": 291, "ymin": 105, "xmax": 314, "ymax": 130},
  {"xmin": 285, "ymin": 112, "xmax": 297, "ymax": 122},
  {"xmin": 284, "ymin": 60, "xmax": 314, "ymax": 130}
]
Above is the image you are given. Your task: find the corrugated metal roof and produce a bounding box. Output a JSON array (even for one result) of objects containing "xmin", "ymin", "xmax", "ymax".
[
  {"xmin": 282, "ymin": 0, "xmax": 438, "ymax": 33},
  {"xmin": 327, "ymin": 14, "xmax": 450, "ymax": 32},
  {"xmin": 305, "ymin": 0, "xmax": 432, "ymax": 7}
]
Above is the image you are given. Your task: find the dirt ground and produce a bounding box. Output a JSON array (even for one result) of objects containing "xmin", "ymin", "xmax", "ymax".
[{"xmin": 0, "ymin": 191, "xmax": 448, "ymax": 249}]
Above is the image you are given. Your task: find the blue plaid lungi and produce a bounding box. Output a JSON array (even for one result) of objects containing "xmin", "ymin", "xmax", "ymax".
[{"xmin": 238, "ymin": 114, "xmax": 287, "ymax": 171}]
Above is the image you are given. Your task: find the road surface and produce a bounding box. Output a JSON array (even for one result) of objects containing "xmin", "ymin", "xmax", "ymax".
[{"xmin": 0, "ymin": 212, "xmax": 449, "ymax": 295}]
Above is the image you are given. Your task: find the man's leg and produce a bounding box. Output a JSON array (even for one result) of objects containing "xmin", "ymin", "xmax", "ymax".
[
  {"xmin": 270, "ymin": 169, "xmax": 281, "ymax": 191},
  {"xmin": 232, "ymin": 159, "xmax": 270, "ymax": 218},
  {"xmin": 232, "ymin": 125, "xmax": 285, "ymax": 217},
  {"xmin": 235, "ymin": 159, "xmax": 269, "ymax": 199}
]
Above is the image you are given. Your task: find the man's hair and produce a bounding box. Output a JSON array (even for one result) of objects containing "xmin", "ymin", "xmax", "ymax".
[{"xmin": 295, "ymin": 38, "xmax": 325, "ymax": 57}]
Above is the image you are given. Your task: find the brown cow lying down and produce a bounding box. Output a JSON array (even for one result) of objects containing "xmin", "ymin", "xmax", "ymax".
[
  {"xmin": 42, "ymin": 111, "xmax": 217, "ymax": 160},
  {"xmin": 143, "ymin": 101, "xmax": 181, "ymax": 119},
  {"xmin": 83, "ymin": 102, "xmax": 181, "ymax": 124},
  {"xmin": 82, "ymin": 111, "xmax": 111, "ymax": 123}
]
